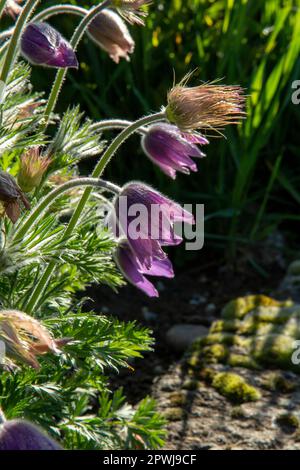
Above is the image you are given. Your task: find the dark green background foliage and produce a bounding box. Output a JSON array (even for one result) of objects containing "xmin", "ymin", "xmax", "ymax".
[{"xmin": 31, "ymin": 0, "xmax": 300, "ymax": 261}]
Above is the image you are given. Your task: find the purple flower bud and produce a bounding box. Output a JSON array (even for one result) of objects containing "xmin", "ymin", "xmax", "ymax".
[
  {"xmin": 21, "ymin": 22, "xmax": 78, "ymax": 69},
  {"xmin": 111, "ymin": 182, "xmax": 194, "ymax": 267},
  {"xmin": 141, "ymin": 124, "xmax": 208, "ymax": 179},
  {"xmin": 116, "ymin": 239, "xmax": 174, "ymax": 297},
  {"xmin": 0, "ymin": 420, "xmax": 62, "ymax": 450},
  {"xmin": 87, "ymin": 9, "xmax": 135, "ymax": 64}
]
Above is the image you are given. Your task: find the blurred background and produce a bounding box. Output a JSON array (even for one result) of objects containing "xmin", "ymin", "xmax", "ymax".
[{"xmin": 30, "ymin": 0, "xmax": 300, "ymax": 274}]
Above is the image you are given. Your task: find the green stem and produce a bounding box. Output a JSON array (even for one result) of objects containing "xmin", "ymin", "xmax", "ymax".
[
  {"xmin": 0, "ymin": 0, "xmax": 41, "ymax": 85},
  {"xmin": 24, "ymin": 112, "xmax": 165, "ymax": 313},
  {"xmin": 14, "ymin": 177, "xmax": 120, "ymax": 243},
  {"xmin": 33, "ymin": 4, "xmax": 87, "ymax": 22},
  {"xmin": 43, "ymin": 0, "xmax": 110, "ymax": 129},
  {"xmin": 91, "ymin": 119, "xmax": 148, "ymax": 134},
  {"xmin": 65, "ymin": 112, "xmax": 165, "ymax": 238}
]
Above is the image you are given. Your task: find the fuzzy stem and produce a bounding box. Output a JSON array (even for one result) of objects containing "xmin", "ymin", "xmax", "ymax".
[
  {"xmin": 42, "ymin": 0, "xmax": 110, "ymax": 129},
  {"xmin": 14, "ymin": 177, "xmax": 120, "ymax": 243},
  {"xmin": 24, "ymin": 112, "xmax": 165, "ymax": 313},
  {"xmin": 0, "ymin": 0, "xmax": 41, "ymax": 86},
  {"xmin": 33, "ymin": 4, "xmax": 87, "ymax": 22},
  {"xmin": 65, "ymin": 112, "xmax": 165, "ymax": 238},
  {"xmin": 91, "ymin": 119, "xmax": 148, "ymax": 134}
]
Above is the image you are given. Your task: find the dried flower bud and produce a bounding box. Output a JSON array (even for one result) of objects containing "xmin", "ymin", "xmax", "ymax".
[
  {"xmin": 166, "ymin": 73, "xmax": 246, "ymax": 133},
  {"xmin": 21, "ymin": 22, "xmax": 78, "ymax": 69},
  {"xmin": 0, "ymin": 420, "xmax": 62, "ymax": 450},
  {"xmin": 2, "ymin": 0, "xmax": 22, "ymax": 19},
  {"xmin": 112, "ymin": 0, "xmax": 151, "ymax": 25},
  {"xmin": 88, "ymin": 9, "xmax": 135, "ymax": 63},
  {"xmin": 0, "ymin": 171, "xmax": 30, "ymax": 223},
  {"xmin": 18, "ymin": 147, "xmax": 51, "ymax": 192},
  {"xmin": 0, "ymin": 309, "xmax": 64, "ymax": 369}
]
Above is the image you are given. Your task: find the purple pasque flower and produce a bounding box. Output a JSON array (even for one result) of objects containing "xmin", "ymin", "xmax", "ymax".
[
  {"xmin": 141, "ymin": 124, "xmax": 208, "ymax": 179},
  {"xmin": 0, "ymin": 420, "xmax": 62, "ymax": 450},
  {"xmin": 115, "ymin": 239, "xmax": 174, "ymax": 297},
  {"xmin": 21, "ymin": 22, "xmax": 78, "ymax": 69},
  {"xmin": 111, "ymin": 182, "xmax": 194, "ymax": 268}
]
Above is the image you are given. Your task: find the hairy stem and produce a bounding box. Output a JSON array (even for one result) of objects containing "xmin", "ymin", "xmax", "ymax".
[
  {"xmin": 43, "ymin": 0, "xmax": 110, "ymax": 129},
  {"xmin": 0, "ymin": 0, "xmax": 41, "ymax": 86},
  {"xmin": 14, "ymin": 177, "xmax": 120, "ymax": 243},
  {"xmin": 91, "ymin": 119, "xmax": 148, "ymax": 134},
  {"xmin": 24, "ymin": 112, "xmax": 165, "ymax": 313},
  {"xmin": 33, "ymin": 4, "xmax": 87, "ymax": 22}
]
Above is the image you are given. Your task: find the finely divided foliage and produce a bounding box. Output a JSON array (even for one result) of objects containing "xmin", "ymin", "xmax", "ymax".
[{"xmin": 0, "ymin": 0, "xmax": 244, "ymax": 449}]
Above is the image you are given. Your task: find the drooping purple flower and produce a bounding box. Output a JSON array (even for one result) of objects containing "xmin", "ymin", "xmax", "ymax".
[
  {"xmin": 0, "ymin": 420, "xmax": 62, "ymax": 450},
  {"xmin": 110, "ymin": 182, "xmax": 194, "ymax": 267},
  {"xmin": 141, "ymin": 124, "xmax": 208, "ymax": 179},
  {"xmin": 21, "ymin": 22, "xmax": 78, "ymax": 69},
  {"xmin": 115, "ymin": 239, "xmax": 174, "ymax": 297}
]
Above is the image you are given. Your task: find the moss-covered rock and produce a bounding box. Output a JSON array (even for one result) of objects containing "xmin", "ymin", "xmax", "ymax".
[
  {"xmin": 163, "ymin": 407, "xmax": 185, "ymax": 422},
  {"xmin": 182, "ymin": 295, "xmax": 300, "ymax": 404},
  {"xmin": 212, "ymin": 372, "xmax": 261, "ymax": 403},
  {"xmin": 222, "ymin": 295, "xmax": 292, "ymax": 320}
]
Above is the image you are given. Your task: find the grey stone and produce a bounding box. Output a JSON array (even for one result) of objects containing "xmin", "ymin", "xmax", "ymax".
[{"xmin": 166, "ymin": 324, "xmax": 209, "ymax": 351}]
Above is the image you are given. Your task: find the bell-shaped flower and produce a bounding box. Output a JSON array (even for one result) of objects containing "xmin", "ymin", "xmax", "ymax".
[
  {"xmin": 115, "ymin": 239, "xmax": 174, "ymax": 297},
  {"xmin": 0, "ymin": 420, "xmax": 62, "ymax": 450},
  {"xmin": 88, "ymin": 9, "xmax": 135, "ymax": 63},
  {"xmin": 141, "ymin": 124, "xmax": 208, "ymax": 179},
  {"xmin": 110, "ymin": 182, "xmax": 194, "ymax": 267},
  {"xmin": 112, "ymin": 0, "xmax": 152, "ymax": 25},
  {"xmin": 21, "ymin": 22, "xmax": 78, "ymax": 69}
]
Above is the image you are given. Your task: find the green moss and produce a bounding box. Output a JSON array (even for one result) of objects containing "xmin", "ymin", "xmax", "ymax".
[
  {"xmin": 262, "ymin": 372, "xmax": 297, "ymax": 393},
  {"xmin": 222, "ymin": 295, "xmax": 292, "ymax": 320},
  {"xmin": 202, "ymin": 344, "xmax": 229, "ymax": 363},
  {"xmin": 186, "ymin": 351, "xmax": 202, "ymax": 369},
  {"xmin": 227, "ymin": 353, "xmax": 260, "ymax": 370},
  {"xmin": 210, "ymin": 320, "xmax": 237, "ymax": 334},
  {"xmin": 163, "ymin": 407, "xmax": 185, "ymax": 422},
  {"xmin": 251, "ymin": 334, "xmax": 297, "ymax": 371},
  {"xmin": 276, "ymin": 413, "xmax": 299, "ymax": 432},
  {"xmin": 212, "ymin": 372, "xmax": 261, "ymax": 403}
]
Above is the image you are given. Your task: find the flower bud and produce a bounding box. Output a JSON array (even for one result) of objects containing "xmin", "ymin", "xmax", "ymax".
[
  {"xmin": 0, "ymin": 420, "xmax": 62, "ymax": 450},
  {"xmin": 87, "ymin": 9, "xmax": 135, "ymax": 63},
  {"xmin": 112, "ymin": 0, "xmax": 152, "ymax": 25},
  {"xmin": 0, "ymin": 309, "xmax": 64, "ymax": 369},
  {"xmin": 0, "ymin": 171, "xmax": 30, "ymax": 223},
  {"xmin": 2, "ymin": 0, "xmax": 22, "ymax": 19},
  {"xmin": 21, "ymin": 22, "xmax": 78, "ymax": 69},
  {"xmin": 18, "ymin": 147, "xmax": 51, "ymax": 192},
  {"xmin": 166, "ymin": 73, "xmax": 246, "ymax": 133},
  {"xmin": 141, "ymin": 124, "xmax": 208, "ymax": 179}
]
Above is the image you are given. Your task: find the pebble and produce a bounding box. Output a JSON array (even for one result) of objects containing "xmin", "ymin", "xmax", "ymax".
[{"xmin": 166, "ymin": 324, "xmax": 209, "ymax": 352}]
